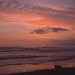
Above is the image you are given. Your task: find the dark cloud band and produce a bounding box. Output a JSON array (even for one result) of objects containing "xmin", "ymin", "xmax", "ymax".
[{"xmin": 30, "ymin": 26, "xmax": 69, "ymax": 34}]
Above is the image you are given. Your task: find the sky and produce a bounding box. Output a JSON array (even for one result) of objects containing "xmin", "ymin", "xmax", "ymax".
[{"xmin": 0, "ymin": 0, "xmax": 75, "ymax": 47}]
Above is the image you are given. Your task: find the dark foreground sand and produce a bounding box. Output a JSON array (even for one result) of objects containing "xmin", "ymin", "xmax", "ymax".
[{"xmin": 8, "ymin": 67, "xmax": 75, "ymax": 75}]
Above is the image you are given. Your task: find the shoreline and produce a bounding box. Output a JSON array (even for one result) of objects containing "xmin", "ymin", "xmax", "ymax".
[{"xmin": 8, "ymin": 67, "xmax": 75, "ymax": 75}]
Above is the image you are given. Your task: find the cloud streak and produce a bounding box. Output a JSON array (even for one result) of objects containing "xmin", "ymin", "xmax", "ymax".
[
  {"xmin": 0, "ymin": 0, "xmax": 74, "ymax": 29},
  {"xmin": 0, "ymin": 0, "xmax": 75, "ymax": 16},
  {"xmin": 0, "ymin": 0, "xmax": 75, "ymax": 27},
  {"xmin": 31, "ymin": 26, "xmax": 69, "ymax": 34},
  {"xmin": 52, "ymin": 39, "xmax": 75, "ymax": 46}
]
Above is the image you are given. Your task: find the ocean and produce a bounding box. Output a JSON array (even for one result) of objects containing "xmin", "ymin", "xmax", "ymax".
[{"xmin": 0, "ymin": 47, "xmax": 75, "ymax": 74}]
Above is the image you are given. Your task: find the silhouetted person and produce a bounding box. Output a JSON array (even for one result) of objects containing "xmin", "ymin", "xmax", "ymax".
[{"xmin": 55, "ymin": 65, "xmax": 62, "ymax": 69}]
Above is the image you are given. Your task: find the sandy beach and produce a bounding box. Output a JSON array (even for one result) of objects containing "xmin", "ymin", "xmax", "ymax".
[{"xmin": 8, "ymin": 67, "xmax": 75, "ymax": 75}]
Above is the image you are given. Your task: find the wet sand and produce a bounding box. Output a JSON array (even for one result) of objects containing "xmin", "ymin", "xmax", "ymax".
[{"xmin": 8, "ymin": 67, "xmax": 75, "ymax": 75}]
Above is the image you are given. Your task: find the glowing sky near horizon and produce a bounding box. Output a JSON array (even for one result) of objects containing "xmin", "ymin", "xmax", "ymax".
[{"xmin": 0, "ymin": 0, "xmax": 75, "ymax": 47}]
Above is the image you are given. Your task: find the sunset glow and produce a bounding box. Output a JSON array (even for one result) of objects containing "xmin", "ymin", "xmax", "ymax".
[
  {"xmin": 0, "ymin": 0, "xmax": 75, "ymax": 75},
  {"xmin": 0, "ymin": 0, "xmax": 75, "ymax": 47},
  {"xmin": 42, "ymin": 45, "xmax": 45, "ymax": 47}
]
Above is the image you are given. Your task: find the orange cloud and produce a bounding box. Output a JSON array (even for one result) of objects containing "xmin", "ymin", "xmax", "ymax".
[{"xmin": 39, "ymin": 37, "xmax": 56, "ymax": 39}]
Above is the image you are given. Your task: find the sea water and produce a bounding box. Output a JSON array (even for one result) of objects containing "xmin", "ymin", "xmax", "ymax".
[{"xmin": 0, "ymin": 47, "xmax": 75, "ymax": 74}]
